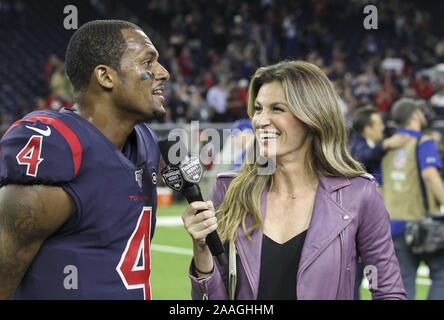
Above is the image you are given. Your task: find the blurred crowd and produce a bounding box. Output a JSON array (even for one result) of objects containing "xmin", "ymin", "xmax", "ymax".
[
  {"xmin": 2, "ymin": 0, "xmax": 444, "ymax": 133},
  {"xmin": 123, "ymin": 0, "xmax": 444, "ymax": 126}
]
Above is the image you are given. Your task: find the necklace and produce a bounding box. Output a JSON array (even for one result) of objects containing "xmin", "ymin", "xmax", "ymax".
[{"xmin": 271, "ymin": 182, "xmax": 318, "ymax": 200}]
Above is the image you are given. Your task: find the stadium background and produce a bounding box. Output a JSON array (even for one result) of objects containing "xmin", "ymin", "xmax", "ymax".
[{"xmin": 1, "ymin": 0, "xmax": 444, "ymax": 299}]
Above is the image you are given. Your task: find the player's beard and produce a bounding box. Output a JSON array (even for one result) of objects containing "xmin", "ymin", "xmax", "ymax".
[
  {"xmin": 144, "ymin": 97, "xmax": 166, "ymax": 121},
  {"xmin": 153, "ymin": 107, "xmax": 166, "ymax": 120},
  {"xmin": 151, "ymin": 99, "xmax": 166, "ymax": 120}
]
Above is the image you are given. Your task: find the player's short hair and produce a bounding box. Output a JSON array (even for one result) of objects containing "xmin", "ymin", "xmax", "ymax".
[
  {"xmin": 391, "ymin": 98, "xmax": 420, "ymax": 127},
  {"xmin": 65, "ymin": 20, "xmax": 143, "ymax": 93},
  {"xmin": 352, "ymin": 106, "xmax": 379, "ymax": 134}
]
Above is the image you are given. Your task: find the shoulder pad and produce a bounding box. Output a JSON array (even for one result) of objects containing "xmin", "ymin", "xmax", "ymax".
[
  {"xmin": 216, "ymin": 171, "xmax": 239, "ymax": 179},
  {"xmin": 0, "ymin": 115, "xmax": 82, "ymax": 184},
  {"xmin": 359, "ymin": 173, "xmax": 375, "ymax": 181}
]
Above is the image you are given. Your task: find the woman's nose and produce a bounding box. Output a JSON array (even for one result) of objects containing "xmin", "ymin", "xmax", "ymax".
[{"xmin": 253, "ymin": 112, "xmax": 271, "ymax": 129}]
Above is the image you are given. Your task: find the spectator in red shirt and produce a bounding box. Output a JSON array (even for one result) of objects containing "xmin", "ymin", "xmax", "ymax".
[
  {"xmin": 374, "ymin": 79, "xmax": 398, "ymax": 113},
  {"xmin": 44, "ymin": 54, "xmax": 62, "ymax": 84},
  {"xmin": 178, "ymin": 45, "xmax": 194, "ymax": 84},
  {"xmin": 413, "ymin": 74, "xmax": 435, "ymax": 99}
]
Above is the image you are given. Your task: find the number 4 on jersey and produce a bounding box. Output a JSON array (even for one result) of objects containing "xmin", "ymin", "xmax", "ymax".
[
  {"xmin": 117, "ymin": 207, "xmax": 152, "ymax": 300},
  {"xmin": 16, "ymin": 135, "xmax": 44, "ymax": 177}
]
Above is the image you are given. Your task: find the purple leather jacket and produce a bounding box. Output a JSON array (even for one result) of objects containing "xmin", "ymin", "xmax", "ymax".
[{"xmin": 189, "ymin": 172, "xmax": 407, "ymax": 300}]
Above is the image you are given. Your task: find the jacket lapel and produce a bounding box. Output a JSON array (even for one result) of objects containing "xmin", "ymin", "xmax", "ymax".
[
  {"xmin": 235, "ymin": 185, "xmax": 267, "ymax": 299},
  {"xmin": 234, "ymin": 176, "xmax": 354, "ymax": 298},
  {"xmin": 297, "ymin": 176, "xmax": 354, "ymax": 277}
]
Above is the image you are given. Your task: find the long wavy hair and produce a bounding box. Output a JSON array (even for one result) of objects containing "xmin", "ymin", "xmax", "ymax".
[{"xmin": 216, "ymin": 60, "xmax": 365, "ymax": 244}]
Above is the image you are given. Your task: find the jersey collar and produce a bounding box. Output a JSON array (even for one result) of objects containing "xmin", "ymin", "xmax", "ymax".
[{"xmin": 395, "ymin": 128, "xmax": 422, "ymax": 139}]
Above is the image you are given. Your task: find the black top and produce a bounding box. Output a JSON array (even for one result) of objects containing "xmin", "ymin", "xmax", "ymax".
[{"xmin": 257, "ymin": 230, "xmax": 307, "ymax": 300}]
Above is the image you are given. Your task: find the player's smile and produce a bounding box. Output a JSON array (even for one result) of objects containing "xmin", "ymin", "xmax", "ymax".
[{"xmin": 151, "ymin": 84, "xmax": 165, "ymax": 103}]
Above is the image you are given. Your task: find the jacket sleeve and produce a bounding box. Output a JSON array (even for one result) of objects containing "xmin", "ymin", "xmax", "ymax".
[
  {"xmin": 188, "ymin": 173, "xmax": 234, "ymax": 300},
  {"xmin": 357, "ymin": 179, "xmax": 407, "ymax": 300},
  {"xmin": 189, "ymin": 257, "xmax": 229, "ymax": 300}
]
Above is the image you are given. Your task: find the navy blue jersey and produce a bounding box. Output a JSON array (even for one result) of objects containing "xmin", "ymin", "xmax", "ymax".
[{"xmin": 0, "ymin": 108, "xmax": 159, "ymax": 299}]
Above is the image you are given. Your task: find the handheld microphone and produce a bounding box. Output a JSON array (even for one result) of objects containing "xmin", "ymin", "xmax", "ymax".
[{"xmin": 158, "ymin": 137, "xmax": 227, "ymax": 266}]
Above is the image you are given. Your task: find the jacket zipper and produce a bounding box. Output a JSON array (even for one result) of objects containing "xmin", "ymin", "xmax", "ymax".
[
  {"xmin": 335, "ymin": 190, "xmax": 343, "ymax": 299},
  {"xmin": 336, "ymin": 231, "xmax": 344, "ymax": 299},
  {"xmin": 346, "ymin": 267, "xmax": 352, "ymax": 291},
  {"xmin": 237, "ymin": 243, "xmax": 256, "ymax": 298}
]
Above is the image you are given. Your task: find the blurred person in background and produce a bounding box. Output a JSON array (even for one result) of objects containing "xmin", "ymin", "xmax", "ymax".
[
  {"xmin": 374, "ymin": 79, "xmax": 398, "ymax": 114},
  {"xmin": 413, "ymin": 75, "xmax": 435, "ymax": 100},
  {"xmin": 349, "ymin": 105, "xmax": 410, "ymax": 299},
  {"xmin": 49, "ymin": 62, "xmax": 73, "ymax": 104},
  {"xmin": 350, "ymin": 106, "xmax": 411, "ymax": 184},
  {"xmin": 381, "ymin": 98, "xmax": 444, "ymax": 300},
  {"xmin": 435, "ymin": 36, "xmax": 444, "ymax": 62},
  {"xmin": 206, "ymin": 76, "xmax": 232, "ymax": 122},
  {"xmin": 185, "ymin": 85, "xmax": 209, "ymax": 122},
  {"xmin": 226, "ymin": 79, "xmax": 249, "ymax": 122},
  {"xmin": 44, "ymin": 54, "xmax": 62, "ymax": 85},
  {"xmin": 430, "ymin": 86, "xmax": 444, "ymax": 118}
]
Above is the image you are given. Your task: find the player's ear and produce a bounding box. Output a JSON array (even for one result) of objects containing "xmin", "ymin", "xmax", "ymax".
[{"xmin": 93, "ymin": 65, "xmax": 116, "ymax": 90}]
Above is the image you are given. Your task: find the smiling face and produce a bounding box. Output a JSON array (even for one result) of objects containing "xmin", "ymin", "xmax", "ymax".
[
  {"xmin": 252, "ymin": 81, "xmax": 311, "ymax": 162},
  {"xmin": 113, "ymin": 28, "xmax": 170, "ymax": 121}
]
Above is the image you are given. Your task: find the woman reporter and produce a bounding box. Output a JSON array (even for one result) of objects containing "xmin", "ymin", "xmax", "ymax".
[{"xmin": 182, "ymin": 60, "xmax": 406, "ymax": 300}]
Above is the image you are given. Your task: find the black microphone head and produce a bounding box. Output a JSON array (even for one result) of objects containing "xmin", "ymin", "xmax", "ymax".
[
  {"xmin": 158, "ymin": 137, "xmax": 189, "ymax": 166},
  {"xmin": 158, "ymin": 136, "xmax": 204, "ymax": 190}
]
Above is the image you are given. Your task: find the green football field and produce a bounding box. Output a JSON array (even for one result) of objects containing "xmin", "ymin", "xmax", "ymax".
[{"xmin": 150, "ymin": 202, "xmax": 430, "ymax": 300}]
